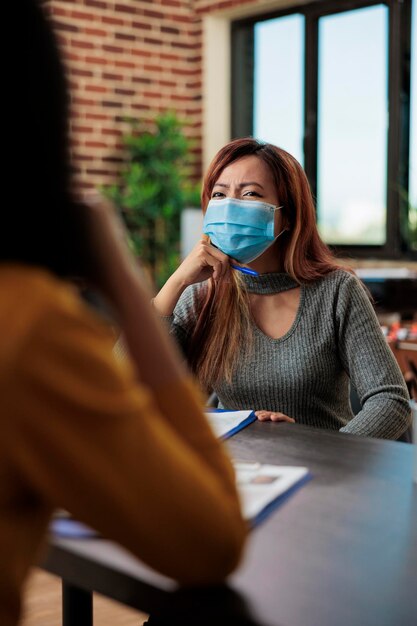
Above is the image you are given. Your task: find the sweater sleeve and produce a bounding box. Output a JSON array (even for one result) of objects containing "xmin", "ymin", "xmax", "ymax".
[
  {"xmin": 159, "ymin": 284, "xmax": 204, "ymax": 357},
  {"xmin": 4, "ymin": 297, "xmax": 246, "ymax": 585},
  {"xmin": 334, "ymin": 273, "xmax": 411, "ymax": 438}
]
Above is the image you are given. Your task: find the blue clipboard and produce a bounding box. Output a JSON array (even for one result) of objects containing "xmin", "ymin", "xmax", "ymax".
[
  {"xmin": 50, "ymin": 517, "xmax": 99, "ymax": 539},
  {"xmin": 205, "ymin": 409, "xmax": 257, "ymax": 439}
]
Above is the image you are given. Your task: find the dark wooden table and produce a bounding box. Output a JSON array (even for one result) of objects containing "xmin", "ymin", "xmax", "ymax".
[{"xmin": 42, "ymin": 422, "xmax": 417, "ymax": 626}]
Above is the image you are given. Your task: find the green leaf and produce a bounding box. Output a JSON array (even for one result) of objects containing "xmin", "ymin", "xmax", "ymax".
[{"xmin": 101, "ymin": 112, "xmax": 196, "ymax": 288}]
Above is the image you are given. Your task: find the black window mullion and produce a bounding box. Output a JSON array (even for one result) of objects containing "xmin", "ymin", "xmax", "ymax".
[
  {"xmin": 231, "ymin": 23, "xmax": 254, "ymax": 139},
  {"xmin": 304, "ymin": 12, "xmax": 319, "ymax": 204},
  {"xmin": 386, "ymin": 0, "xmax": 403, "ymax": 255},
  {"xmin": 396, "ymin": 0, "xmax": 412, "ymax": 252}
]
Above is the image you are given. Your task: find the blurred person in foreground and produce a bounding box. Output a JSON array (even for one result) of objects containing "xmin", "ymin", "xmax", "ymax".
[{"xmin": 0, "ymin": 2, "xmax": 246, "ymax": 624}]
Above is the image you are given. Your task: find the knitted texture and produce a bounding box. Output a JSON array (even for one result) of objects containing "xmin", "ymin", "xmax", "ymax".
[{"xmin": 164, "ymin": 270, "xmax": 411, "ymax": 439}]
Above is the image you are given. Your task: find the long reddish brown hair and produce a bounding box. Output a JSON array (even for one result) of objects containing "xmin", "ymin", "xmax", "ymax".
[{"xmin": 189, "ymin": 138, "xmax": 346, "ymax": 389}]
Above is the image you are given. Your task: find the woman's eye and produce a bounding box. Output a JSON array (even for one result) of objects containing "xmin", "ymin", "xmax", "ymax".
[
  {"xmin": 243, "ymin": 190, "xmax": 261, "ymax": 198},
  {"xmin": 211, "ymin": 191, "xmax": 224, "ymax": 198}
]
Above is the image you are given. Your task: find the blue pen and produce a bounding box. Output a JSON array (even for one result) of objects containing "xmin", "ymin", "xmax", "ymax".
[{"xmin": 231, "ymin": 264, "xmax": 259, "ymax": 276}]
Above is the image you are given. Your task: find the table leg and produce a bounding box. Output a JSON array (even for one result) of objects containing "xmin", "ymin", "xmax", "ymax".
[{"xmin": 62, "ymin": 580, "xmax": 93, "ymax": 626}]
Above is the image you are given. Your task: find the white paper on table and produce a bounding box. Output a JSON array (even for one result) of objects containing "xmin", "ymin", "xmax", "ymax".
[
  {"xmin": 233, "ymin": 463, "xmax": 309, "ymax": 522},
  {"xmin": 205, "ymin": 410, "xmax": 255, "ymax": 439}
]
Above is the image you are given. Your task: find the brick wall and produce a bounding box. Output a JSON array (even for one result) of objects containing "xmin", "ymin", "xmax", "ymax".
[{"xmin": 44, "ymin": 0, "xmax": 260, "ymax": 189}]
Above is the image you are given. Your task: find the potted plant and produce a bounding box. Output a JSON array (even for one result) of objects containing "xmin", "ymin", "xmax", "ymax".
[{"xmin": 105, "ymin": 112, "xmax": 200, "ymax": 288}]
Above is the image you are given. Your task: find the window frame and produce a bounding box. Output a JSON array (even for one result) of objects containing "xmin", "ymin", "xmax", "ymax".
[{"xmin": 231, "ymin": 0, "xmax": 414, "ymax": 259}]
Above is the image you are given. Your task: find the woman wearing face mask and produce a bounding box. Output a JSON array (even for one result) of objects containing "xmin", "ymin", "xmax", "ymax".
[{"xmin": 153, "ymin": 138, "xmax": 411, "ymax": 439}]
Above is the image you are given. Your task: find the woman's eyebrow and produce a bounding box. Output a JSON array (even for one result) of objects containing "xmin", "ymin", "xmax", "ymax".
[{"xmin": 213, "ymin": 181, "xmax": 264, "ymax": 189}]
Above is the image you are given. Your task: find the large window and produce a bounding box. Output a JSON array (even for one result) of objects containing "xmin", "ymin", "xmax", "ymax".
[
  {"xmin": 254, "ymin": 14, "xmax": 304, "ymax": 164},
  {"xmin": 231, "ymin": 0, "xmax": 415, "ymax": 259}
]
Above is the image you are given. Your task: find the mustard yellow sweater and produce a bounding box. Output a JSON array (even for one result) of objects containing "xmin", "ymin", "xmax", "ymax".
[{"xmin": 0, "ymin": 265, "xmax": 246, "ymax": 626}]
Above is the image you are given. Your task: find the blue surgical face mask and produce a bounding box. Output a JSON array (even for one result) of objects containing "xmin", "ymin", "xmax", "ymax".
[{"xmin": 203, "ymin": 197, "xmax": 283, "ymax": 264}]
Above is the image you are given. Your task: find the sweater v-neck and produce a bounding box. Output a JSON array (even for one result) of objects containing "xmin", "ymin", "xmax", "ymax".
[{"xmin": 241, "ymin": 272, "xmax": 303, "ymax": 342}]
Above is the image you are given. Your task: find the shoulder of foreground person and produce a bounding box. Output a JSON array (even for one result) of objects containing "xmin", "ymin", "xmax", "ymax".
[{"xmin": 0, "ymin": 264, "xmax": 247, "ymax": 584}]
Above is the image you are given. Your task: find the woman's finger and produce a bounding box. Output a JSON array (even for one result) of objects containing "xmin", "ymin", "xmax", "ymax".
[
  {"xmin": 270, "ymin": 413, "xmax": 295, "ymax": 423},
  {"xmin": 255, "ymin": 411, "xmax": 295, "ymax": 423}
]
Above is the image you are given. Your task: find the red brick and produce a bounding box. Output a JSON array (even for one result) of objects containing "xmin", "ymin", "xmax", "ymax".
[
  {"xmin": 115, "ymin": 4, "xmax": 137, "ymax": 15},
  {"xmin": 102, "ymin": 45, "xmax": 124, "ymax": 54},
  {"xmin": 85, "ymin": 85, "xmax": 108, "ymax": 93},
  {"xmin": 51, "ymin": 20, "xmax": 79, "ymax": 33},
  {"xmin": 161, "ymin": 26, "xmax": 180, "ymax": 35},
  {"xmin": 72, "ymin": 40, "xmax": 95, "ymax": 49},
  {"xmin": 115, "ymin": 32, "xmax": 136, "ymax": 42},
  {"xmin": 85, "ymin": 27, "xmax": 107, "ymax": 37},
  {"xmin": 114, "ymin": 60, "xmax": 136, "ymax": 69},
  {"xmin": 64, "ymin": 52, "xmax": 83, "ymax": 62},
  {"xmin": 85, "ymin": 0, "xmax": 107, "ymax": 8},
  {"xmin": 102, "ymin": 16, "xmax": 124, "ymax": 26},
  {"xmin": 102, "ymin": 128, "xmax": 122, "ymax": 136},
  {"xmin": 102, "ymin": 72, "xmax": 124, "ymax": 81},
  {"xmin": 102, "ymin": 156, "xmax": 124, "ymax": 163},
  {"xmin": 171, "ymin": 94, "xmax": 191, "ymax": 102},
  {"xmin": 171, "ymin": 41, "xmax": 194, "ymax": 50},
  {"xmin": 159, "ymin": 52, "xmax": 181, "ymax": 61},
  {"xmin": 132, "ymin": 103, "xmax": 150, "ymax": 110},
  {"xmin": 52, "ymin": 7, "xmax": 69, "ymax": 17},
  {"xmin": 86, "ymin": 169, "xmax": 113, "ymax": 176},
  {"xmin": 73, "ymin": 97, "xmax": 96, "ymax": 106},
  {"xmin": 86, "ymin": 112, "xmax": 111, "ymax": 120},
  {"xmin": 85, "ymin": 56, "xmax": 108, "ymax": 65},
  {"xmin": 71, "ymin": 11, "xmax": 95, "ymax": 21},
  {"xmin": 73, "ymin": 125, "xmax": 94, "ymax": 133},
  {"xmin": 144, "ymin": 37, "xmax": 164, "ymax": 46},
  {"xmin": 172, "ymin": 67, "xmax": 198, "ymax": 76},
  {"xmin": 85, "ymin": 141, "xmax": 109, "ymax": 148},
  {"xmin": 115, "ymin": 88, "xmax": 136, "ymax": 96},
  {"xmin": 73, "ymin": 153, "xmax": 94, "ymax": 161},
  {"xmin": 132, "ymin": 21, "xmax": 152, "ymax": 31},
  {"xmin": 144, "ymin": 64, "xmax": 162, "ymax": 72},
  {"xmin": 132, "ymin": 76, "xmax": 151, "ymax": 84},
  {"xmin": 143, "ymin": 91, "xmax": 163, "ymax": 99},
  {"xmin": 143, "ymin": 9, "xmax": 164, "ymax": 19},
  {"xmin": 131, "ymin": 49, "xmax": 152, "ymax": 58},
  {"xmin": 171, "ymin": 15, "xmax": 192, "ymax": 24},
  {"xmin": 102, "ymin": 100, "xmax": 123, "ymax": 107},
  {"xmin": 71, "ymin": 68, "xmax": 94, "ymax": 78}
]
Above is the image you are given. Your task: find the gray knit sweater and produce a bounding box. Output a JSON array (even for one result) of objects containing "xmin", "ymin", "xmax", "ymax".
[{"xmin": 164, "ymin": 270, "xmax": 411, "ymax": 439}]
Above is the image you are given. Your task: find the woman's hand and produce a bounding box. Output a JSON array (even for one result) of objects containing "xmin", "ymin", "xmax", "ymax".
[
  {"xmin": 153, "ymin": 237, "xmax": 231, "ymax": 316},
  {"xmin": 255, "ymin": 411, "xmax": 295, "ymax": 423},
  {"xmin": 173, "ymin": 238, "xmax": 231, "ymax": 287}
]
